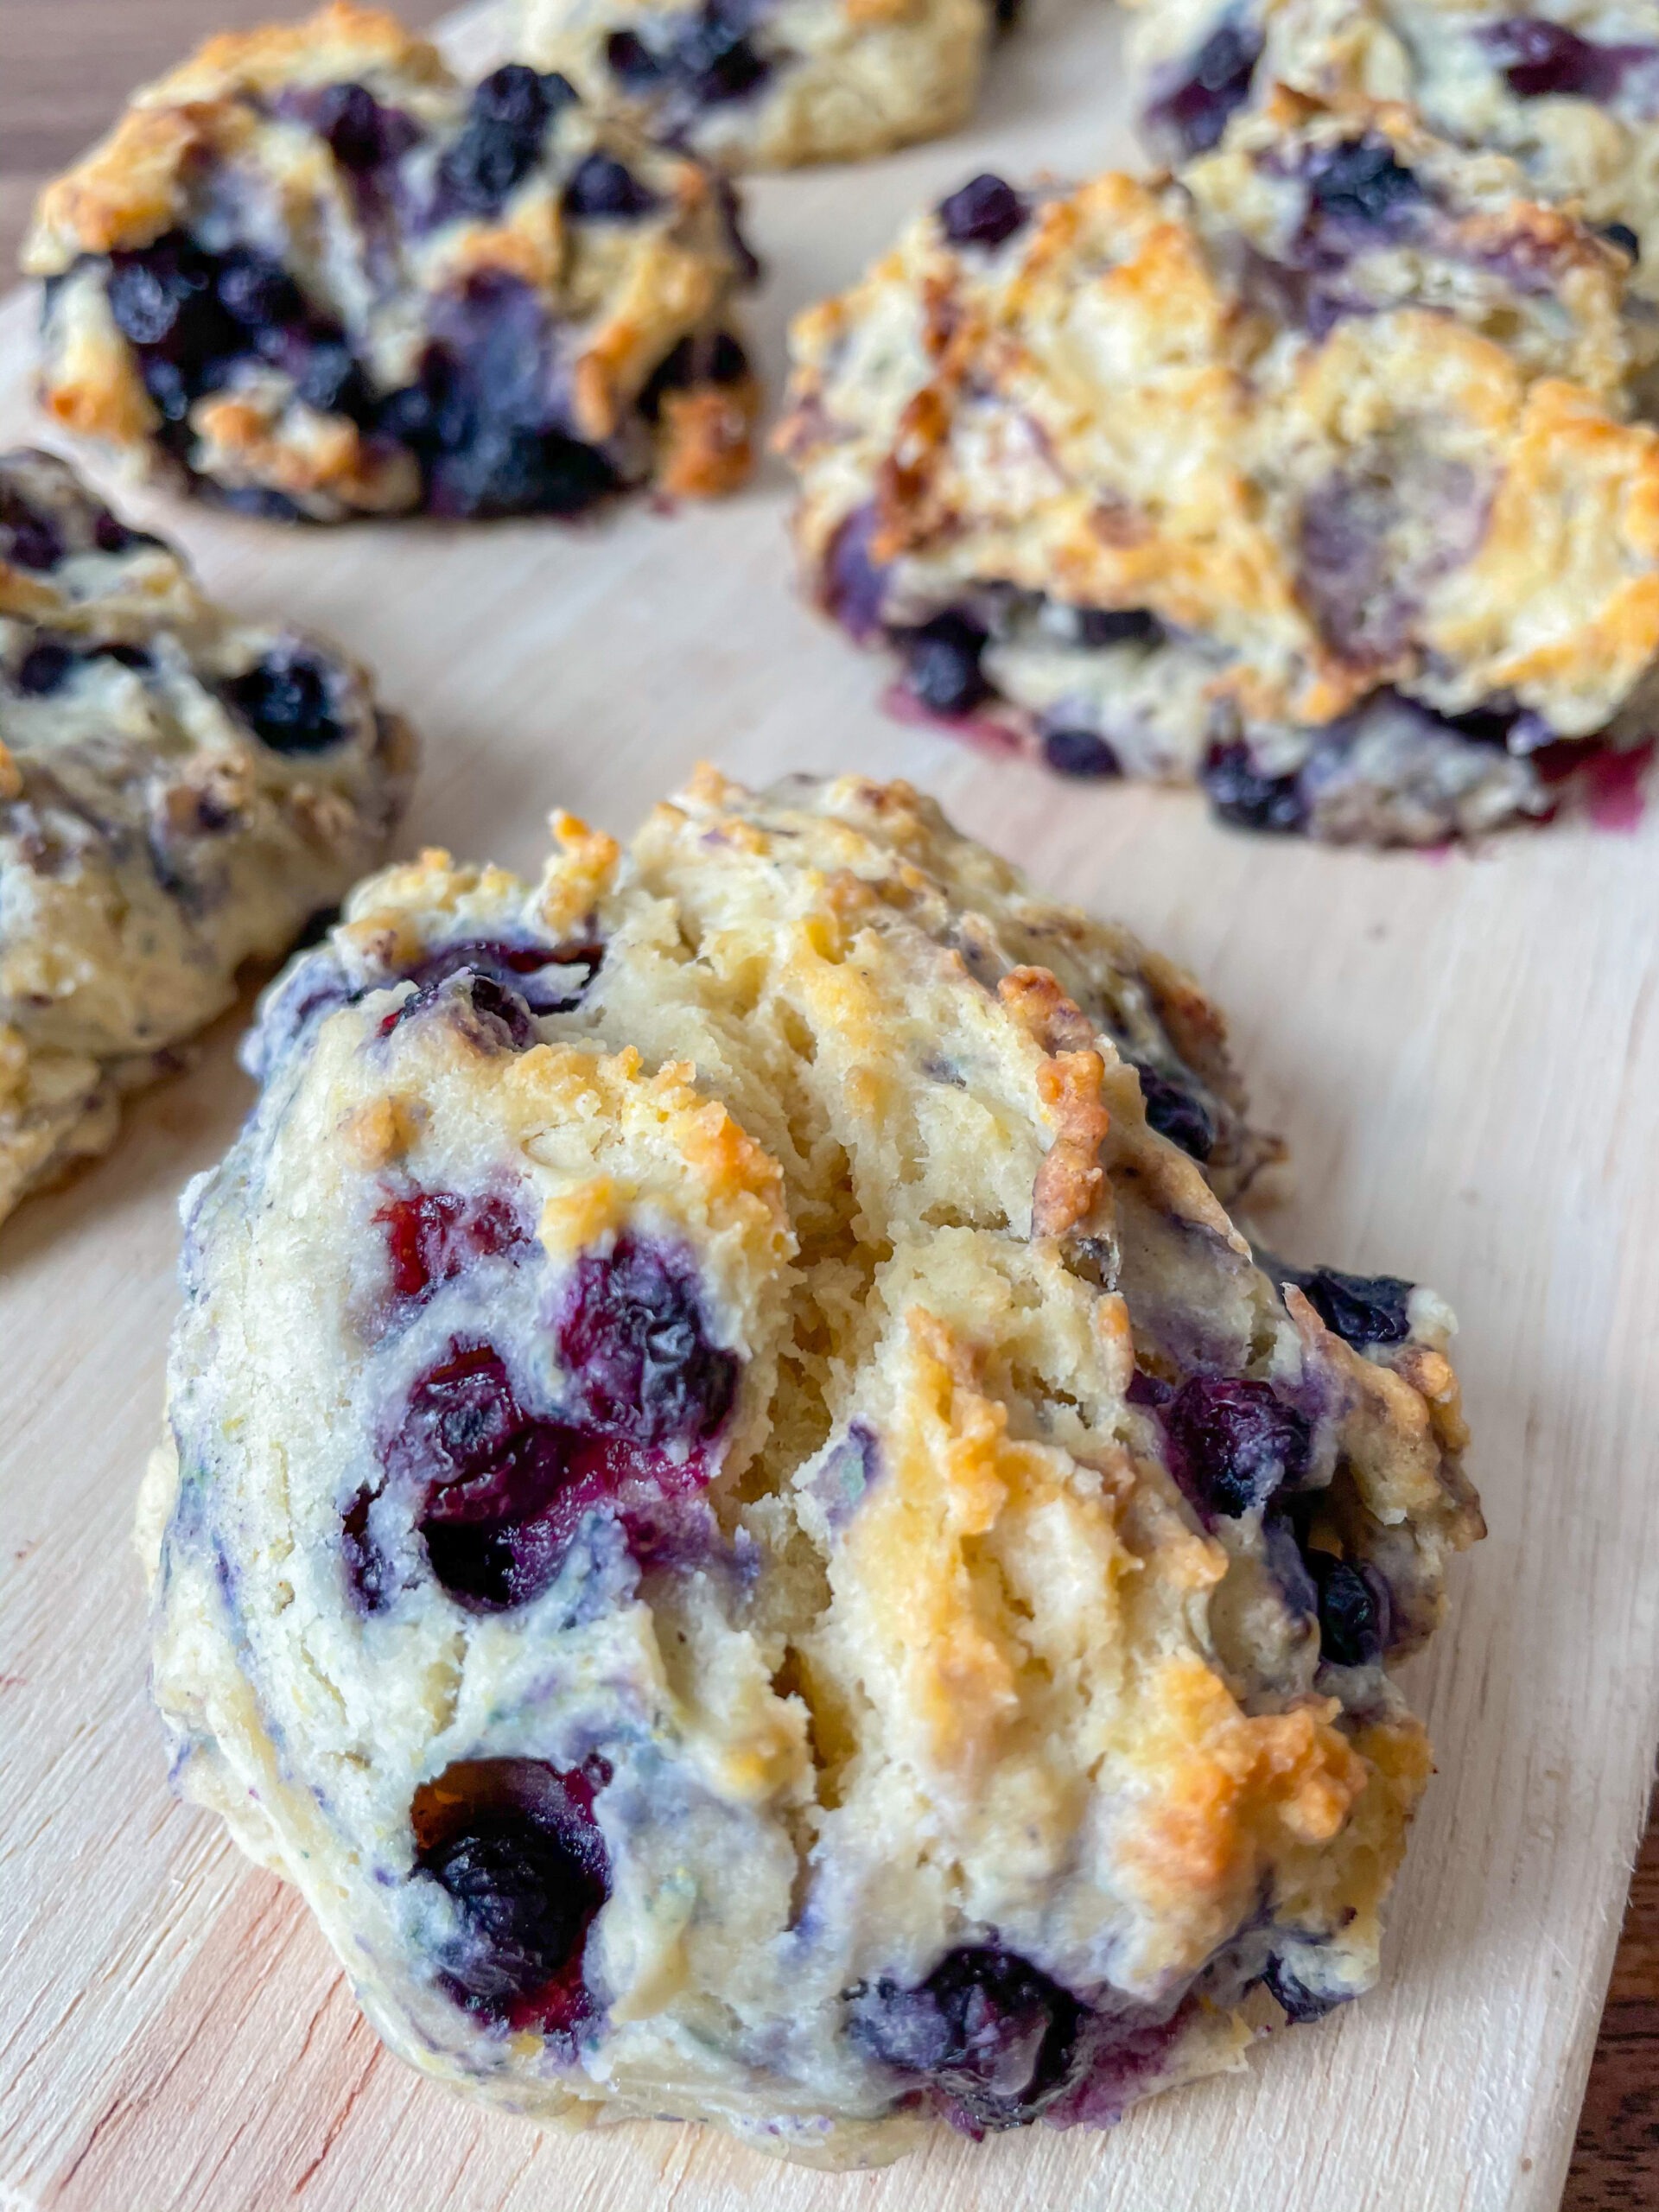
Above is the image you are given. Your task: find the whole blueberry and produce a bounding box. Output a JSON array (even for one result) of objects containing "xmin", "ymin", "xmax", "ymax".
[
  {"xmin": 1042, "ymin": 727, "xmax": 1121, "ymax": 779},
  {"xmin": 563, "ymin": 152, "xmax": 659, "ymax": 220},
  {"xmin": 437, "ymin": 65, "xmax": 572, "ymax": 218},
  {"xmin": 315, "ymin": 80, "xmax": 418, "ymax": 173},
  {"xmin": 2, "ymin": 486, "xmax": 65, "ymax": 572},
  {"xmin": 1305, "ymin": 137, "xmax": 1423, "ymax": 226},
  {"xmin": 606, "ymin": 29, "xmax": 663, "ymax": 86},
  {"xmin": 224, "ymin": 647, "xmax": 346, "ymax": 754},
  {"xmin": 938, "ymin": 173, "xmax": 1027, "ymax": 250},
  {"xmin": 1291, "ymin": 1264, "xmax": 1413, "ymax": 1346},
  {"xmin": 1134, "ymin": 1062, "xmax": 1216, "ymax": 1161},
  {"xmin": 1200, "ymin": 743, "xmax": 1309, "ymax": 835},
  {"xmin": 1306, "ymin": 1551, "xmax": 1388, "ymax": 1667},
  {"xmin": 848, "ymin": 1947, "xmax": 1082, "ymax": 2128},
  {"xmin": 1074, "ymin": 607, "xmax": 1160, "ymax": 648},
  {"xmin": 1165, "ymin": 1376, "xmax": 1311, "ymax": 1518},
  {"xmin": 1601, "ymin": 221, "xmax": 1642, "ymax": 260},
  {"xmin": 15, "ymin": 639, "xmax": 76, "ymax": 696},
  {"xmin": 214, "ymin": 251, "xmax": 302, "ymax": 328},
  {"xmin": 1142, "ymin": 20, "xmax": 1262, "ymax": 156},
  {"xmin": 900, "ymin": 612, "xmax": 990, "ymax": 716},
  {"xmin": 421, "ymin": 1816, "xmax": 601, "ymax": 2002}
]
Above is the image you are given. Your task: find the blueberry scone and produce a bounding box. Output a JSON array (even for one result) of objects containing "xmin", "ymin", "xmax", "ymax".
[
  {"xmin": 1133, "ymin": 0, "xmax": 1659, "ymax": 296},
  {"xmin": 508, "ymin": 0, "xmax": 1014, "ymax": 171},
  {"xmin": 777, "ymin": 112, "xmax": 1659, "ymax": 841},
  {"xmin": 0, "ymin": 448, "xmax": 414, "ymax": 1224},
  {"xmin": 137, "ymin": 768, "xmax": 1481, "ymax": 2163},
  {"xmin": 23, "ymin": 3, "xmax": 759, "ymax": 521}
]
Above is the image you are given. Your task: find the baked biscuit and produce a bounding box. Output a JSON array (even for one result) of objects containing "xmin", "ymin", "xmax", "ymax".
[
  {"xmin": 777, "ymin": 116, "xmax": 1659, "ymax": 841},
  {"xmin": 138, "ymin": 769, "xmax": 1481, "ymax": 2163},
  {"xmin": 509, "ymin": 0, "xmax": 1011, "ymax": 171},
  {"xmin": 1134, "ymin": 0, "xmax": 1659, "ymax": 299},
  {"xmin": 24, "ymin": 3, "xmax": 759, "ymax": 520},
  {"xmin": 0, "ymin": 447, "xmax": 414, "ymax": 1224}
]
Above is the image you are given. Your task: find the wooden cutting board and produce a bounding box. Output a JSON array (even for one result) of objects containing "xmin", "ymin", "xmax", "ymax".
[{"xmin": 3, "ymin": 4, "xmax": 1658, "ymax": 2206}]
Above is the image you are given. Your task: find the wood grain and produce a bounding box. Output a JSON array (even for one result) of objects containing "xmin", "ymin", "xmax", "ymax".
[{"xmin": 1, "ymin": 3, "xmax": 1657, "ymax": 2207}]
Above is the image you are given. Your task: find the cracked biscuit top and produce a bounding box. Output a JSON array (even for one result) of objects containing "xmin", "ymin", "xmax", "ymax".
[
  {"xmin": 139, "ymin": 768, "xmax": 1480, "ymax": 2164},
  {"xmin": 777, "ymin": 105, "xmax": 1659, "ymax": 842},
  {"xmin": 507, "ymin": 0, "xmax": 1006, "ymax": 171},
  {"xmin": 0, "ymin": 448, "xmax": 414, "ymax": 1224},
  {"xmin": 1133, "ymin": 0, "xmax": 1659, "ymax": 302},
  {"xmin": 24, "ymin": 3, "xmax": 759, "ymax": 520}
]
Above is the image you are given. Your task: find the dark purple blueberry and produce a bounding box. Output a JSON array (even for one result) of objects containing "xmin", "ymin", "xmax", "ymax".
[
  {"xmin": 389, "ymin": 274, "xmax": 620, "ymax": 518},
  {"xmin": 1165, "ymin": 1376, "xmax": 1310, "ymax": 1518},
  {"xmin": 847, "ymin": 1948, "xmax": 1082, "ymax": 2129},
  {"xmin": 559, "ymin": 1236, "xmax": 737, "ymax": 1448},
  {"xmin": 92, "ymin": 510, "xmax": 145, "ymax": 556},
  {"xmin": 670, "ymin": 0, "xmax": 770, "ymax": 103},
  {"xmin": 314, "ymin": 80, "xmax": 420, "ymax": 173},
  {"xmin": 417, "ymin": 1772, "xmax": 607, "ymax": 2024},
  {"xmin": 464, "ymin": 973, "xmax": 537, "ymax": 1048},
  {"xmin": 224, "ymin": 647, "xmax": 346, "ymax": 754},
  {"xmin": 214, "ymin": 251, "xmax": 302, "ymax": 328},
  {"xmin": 1200, "ymin": 743, "xmax": 1308, "ymax": 835},
  {"xmin": 379, "ymin": 1185, "xmax": 532, "ymax": 1307},
  {"xmin": 294, "ymin": 335, "xmax": 372, "ymax": 418},
  {"xmin": 105, "ymin": 233, "xmax": 247, "ymax": 423},
  {"xmin": 380, "ymin": 1343, "xmax": 579, "ymax": 1609},
  {"xmin": 1485, "ymin": 16, "xmax": 1634, "ymax": 99},
  {"xmin": 107, "ymin": 244, "xmax": 204, "ymax": 347},
  {"xmin": 823, "ymin": 505, "xmax": 889, "ymax": 640},
  {"xmin": 1134, "ymin": 1063, "xmax": 1215, "ymax": 1161},
  {"xmin": 1306, "ymin": 1551, "xmax": 1387, "ymax": 1666},
  {"xmin": 638, "ymin": 330, "xmax": 751, "ymax": 421},
  {"xmin": 15, "ymin": 639, "xmax": 76, "ymax": 696},
  {"xmin": 1600, "ymin": 220, "xmax": 1641, "ymax": 261},
  {"xmin": 436, "ymin": 64, "xmax": 571, "ymax": 218},
  {"xmin": 1142, "ymin": 18, "xmax": 1262, "ymax": 158},
  {"xmin": 938, "ymin": 173, "xmax": 1027, "ymax": 250},
  {"xmin": 1042, "ymin": 728, "xmax": 1121, "ymax": 779},
  {"xmin": 1289, "ymin": 1264, "xmax": 1413, "ymax": 1346},
  {"xmin": 605, "ymin": 4, "xmax": 769, "ymax": 106},
  {"xmin": 899, "ymin": 612, "xmax": 990, "ymax": 717},
  {"xmin": 1073, "ymin": 607, "xmax": 1160, "ymax": 648},
  {"xmin": 99, "ymin": 640, "xmax": 152, "ymax": 671},
  {"xmin": 1127, "ymin": 1367, "xmax": 1173, "ymax": 1409},
  {"xmin": 606, "ymin": 28, "xmax": 663, "ymax": 85},
  {"xmin": 393, "ymin": 1343, "xmax": 532, "ymax": 1492},
  {"xmin": 1304, "ymin": 137, "xmax": 1423, "ymax": 228},
  {"xmin": 1262, "ymin": 1955, "xmax": 1343, "ymax": 2024},
  {"xmin": 563, "ymin": 152, "xmax": 659, "ymax": 221},
  {"xmin": 2, "ymin": 487, "xmax": 64, "ymax": 572}
]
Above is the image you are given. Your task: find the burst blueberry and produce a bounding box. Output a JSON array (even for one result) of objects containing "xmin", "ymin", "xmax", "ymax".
[
  {"xmin": 559, "ymin": 1236, "xmax": 737, "ymax": 1446},
  {"xmin": 847, "ymin": 1948, "xmax": 1082, "ymax": 2129},
  {"xmin": 1165, "ymin": 1376, "xmax": 1310, "ymax": 1518}
]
